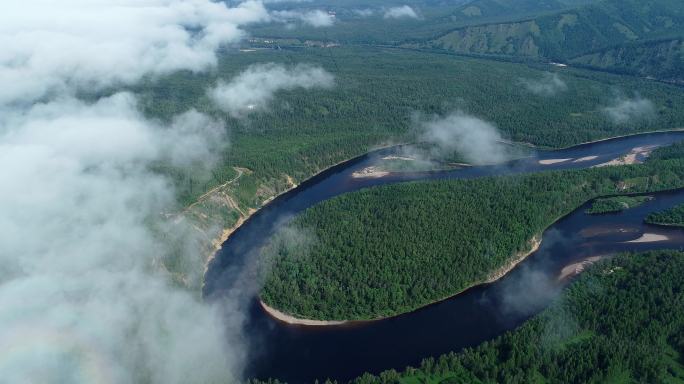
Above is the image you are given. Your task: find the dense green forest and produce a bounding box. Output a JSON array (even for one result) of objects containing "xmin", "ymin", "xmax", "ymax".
[
  {"xmin": 142, "ymin": 1, "xmax": 684, "ymax": 291},
  {"xmin": 571, "ymin": 38, "xmax": 684, "ymax": 83},
  {"xmin": 428, "ymin": 0, "xmax": 684, "ymax": 61},
  {"xmin": 140, "ymin": 46, "xmax": 684, "ymax": 207},
  {"xmin": 247, "ymin": 0, "xmax": 684, "ymax": 83},
  {"xmin": 346, "ymin": 250, "xmax": 684, "ymax": 384},
  {"xmin": 260, "ymin": 144, "xmax": 684, "ymax": 320},
  {"xmin": 247, "ymin": 0, "xmax": 607, "ymax": 46},
  {"xmin": 585, "ymin": 195, "xmax": 652, "ymax": 214},
  {"xmin": 645, "ymin": 203, "xmax": 684, "ymax": 227}
]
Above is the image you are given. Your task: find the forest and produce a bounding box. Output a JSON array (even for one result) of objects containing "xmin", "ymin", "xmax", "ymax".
[
  {"xmin": 585, "ymin": 195, "xmax": 652, "ymax": 214},
  {"xmin": 260, "ymin": 143, "xmax": 684, "ymax": 320},
  {"xmin": 247, "ymin": 0, "xmax": 684, "ymax": 83},
  {"xmin": 348, "ymin": 250, "xmax": 684, "ymax": 384},
  {"xmin": 141, "ymin": 45, "xmax": 684, "ymax": 208},
  {"xmin": 645, "ymin": 203, "xmax": 684, "ymax": 227}
]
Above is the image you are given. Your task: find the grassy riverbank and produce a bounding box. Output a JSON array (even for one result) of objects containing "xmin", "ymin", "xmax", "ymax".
[{"xmin": 260, "ymin": 144, "xmax": 684, "ymax": 320}]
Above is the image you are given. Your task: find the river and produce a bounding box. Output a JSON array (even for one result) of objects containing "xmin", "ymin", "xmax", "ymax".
[{"xmin": 203, "ymin": 131, "xmax": 684, "ymax": 383}]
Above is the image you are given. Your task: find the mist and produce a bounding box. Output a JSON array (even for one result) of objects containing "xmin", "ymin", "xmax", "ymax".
[
  {"xmin": 0, "ymin": 0, "xmax": 328, "ymax": 383},
  {"xmin": 383, "ymin": 5, "xmax": 420, "ymax": 19},
  {"xmin": 271, "ymin": 9, "xmax": 336, "ymax": 27},
  {"xmin": 420, "ymin": 111, "xmax": 514, "ymax": 165},
  {"xmin": 520, "ymin": 72, "xmax": 568, "ymax": 97},
  {"xmin": 603, "ymin": 95, "xmax": 657, "ymax": 124},
  {"xmin": 210, "ymin": 63, "xmax": 335, "ymax": 118},
  {"xmin": 495, "ymin": 229, "xmax": 573, "ymax": 317}
]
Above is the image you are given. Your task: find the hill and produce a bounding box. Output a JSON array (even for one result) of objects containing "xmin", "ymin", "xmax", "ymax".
[{"xmin": 427, "ymin": 0, "xmax": 684, "ymax": 82}]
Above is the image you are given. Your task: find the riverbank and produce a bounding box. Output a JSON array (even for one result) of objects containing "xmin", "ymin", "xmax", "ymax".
[
  {"xmin": 200, "ymin": 143, "xmax": 410, "ymax": 283},
  {"xmin": 211, "ymin": 129, "xmax": 684, "ymax": 323},
  {"xmin": 204, "ymin": 129, "xmax": 684, "ymax": 276},
  {"xmin": 259, "ymin": 235, "xmax": 542, "ymax": 326}
]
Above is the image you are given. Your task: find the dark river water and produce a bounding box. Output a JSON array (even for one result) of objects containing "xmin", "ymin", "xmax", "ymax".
[{"xmin": 203, "ymin": 131, "xmax": 684, "ymax": 383}]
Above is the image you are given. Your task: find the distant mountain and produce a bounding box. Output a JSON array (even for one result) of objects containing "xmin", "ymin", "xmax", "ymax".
[
  {"xmin": 571, "ymin": 38, "xmax": 684, "ymax": 83},
  {"xmin": 426, "ymin": 0, "xmax": 684, "ymax": 82},
  {"xmin": 441, "ymin": 0, "xmax": 597, "ymax": 24}
]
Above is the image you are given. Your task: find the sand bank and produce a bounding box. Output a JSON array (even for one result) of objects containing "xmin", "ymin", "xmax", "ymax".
[
  {"xmin": 596, "ymin": 144, "xmax": 660, "ymax": 167},
  {"xmin": 352, "ymin": 166, "xmax": 390, "ymax": 179},
  {"xmin": 626, "ymin": 233, "xmax": 670, "ymax": 243},
  {"xmin": 259, "ymin": 300, "xmax": 348, "ymax": 326},
  {"xmin": 382, "ymin": 155, "xmax": 415, "ymax": 161},
  {"xmin": 574, "ymin": 155, "xmax": 599, "ymax": 162},
  {"xmin": 539, "ymin": 158, "xmax": 571, "ymax": 165},
  {"xmin": 558, "ymin": 256, "xmax": 604, "ymax": 280}
]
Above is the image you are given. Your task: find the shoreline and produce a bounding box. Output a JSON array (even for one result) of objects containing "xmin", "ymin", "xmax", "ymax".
[
  {"xmin": 203, "ymin": 128, "xmax": 684, "ymax": 320},
  {"xmin": 201, "ymin": 128, "xmax": 684, "ymax": 272},
  {"xmin": 200, "ymin": 142, "xmax": 410, "ymax": 275},
  {"xmin": 259, "ymin": 235, "xmax": 541, "ymax": 326},
  {"xmin": 555, "ymin": 127, "xmax": 684, "ymax": 150}
]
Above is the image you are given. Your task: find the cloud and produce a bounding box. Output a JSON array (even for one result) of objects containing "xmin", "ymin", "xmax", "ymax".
[
  {"xmin": 0, "ymin": 1, "xmax": 326, "ymax": 382},
  {"xmin": 0, "ymin": 0, "xmax": 270, "ymax": 104},
  {"xmin": 0, "ymin": 93, "xmax": 244, "ymax": 383},
  {"xmin": 603, "ymin": 95, "xmax": 657, "ymax": 124},
  {"xmin": 353, "ymin": 9, "xmax": 376, "ymax": 17},
  {"xmin": 210, "ymin": 63, "xmax": 335, "ymax": 118},
  {"xmin": 383, "ymin": 5, "xmax": 420, "ymax": 19},
  {"xmin": 271, "ymin": 9, "xmax": 336, "ymax": 27},
  {"xmin": 520, "ymin": 73, "xmax": 568, "ymax": 96},
  {"xmin": 420, "ymin": 111, "xmax": 513, "ymax": 165}
]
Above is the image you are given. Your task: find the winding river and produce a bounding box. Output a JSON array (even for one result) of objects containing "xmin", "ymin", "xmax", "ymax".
[{"xmin": 203, "ymin": 131, "xmax": 684, "ymax": 383}]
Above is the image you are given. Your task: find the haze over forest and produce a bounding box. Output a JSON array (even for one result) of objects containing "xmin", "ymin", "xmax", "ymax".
[{"xmin": 1, "ymin": 1, "xmax": 683, "ymax": 383}]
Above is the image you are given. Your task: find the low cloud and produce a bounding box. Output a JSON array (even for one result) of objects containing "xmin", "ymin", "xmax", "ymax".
[
  {"xmin": 0, "ymin": 0, "xmax": 270, "ymax": 104},
  {"xmin": 210, "ymin": 63, "xmax": 335, "ymax": 118},
  {"xmin": 520, "ymin": 73, "xmax": 568, "ymax": 96},
  {"xmin": 420, "ymin": 111, "xmax": 513, "ymax": 165},
  {"xmin": 603, "ymin": 95, "xmax": 656, "ymax": 124},
  {"xmin": 0, "ymin": 0, "xmax": 330, "ymax": 382},
  {"xmin": 353, "ymin": 9, "xmax": 376, "ymax": 18},
  {"xmin": 271, "ymin": 9, "xmax": 336, "ymax": 27},
  {"xmin": 0, "ymin": 93, "xmax": 241, "ymax": 383},
  {"xmin": 383, "ymin": 5, "xmax": 420, "ymax": 19}
]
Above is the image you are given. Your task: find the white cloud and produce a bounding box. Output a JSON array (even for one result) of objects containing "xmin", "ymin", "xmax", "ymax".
[
  {"xmin": 271, "ymin": 9, "xmax": 336, "ymax": 27},
  {"xmin": 0, "ymin": 93, "xmax": 243, "ymax": 383},
  {"xmin": 0, "ymin": 1, "xmax": 322, "ymax": 383},
  {"xmin": 520, "ymin": 73, "xmax": 568, "ymax": 96},
  {"xmin": 210, "ymin": 63, "xmax": 335, "ymax": 118},
  {"xmin": 383, "ymin": 5, "xmax": 419, "ymax": 19},
  {"xmin": 0, "ymin": 0, "xmax": 270, "ymax": 104},
  {"xmin": 353, "ymin": 8, "xmax": 376, "ymax": 17},
  {"xmin": 421, "ymin": 111, "xmax": 512, "ymax": 165},
  {"xmin": 603, "ymin": 95, "xmax": 657, "ymax": 124}
]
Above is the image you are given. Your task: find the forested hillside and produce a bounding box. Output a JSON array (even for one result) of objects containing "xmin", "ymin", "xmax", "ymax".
[
  {"xmin": 427, "ymin": 0, "xmax": 684, "ymax": 82},
  {"xmin": 571, "ymin": 38, "xmax": 684, "ymax": 83},
  {"xmin": 143, "ymin": 46, "xmax": 684, "ymax": 208},
  {"xmin": 144, "ymin": 6, "xmax": 684, "ymax": 290},
  {"xmin": 260, "ymin": 144, "xmax": 684, "ymax": 320},
  {"xmin": 349, "ymin": 250, "xmax": 684, "ymax": 384}
]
